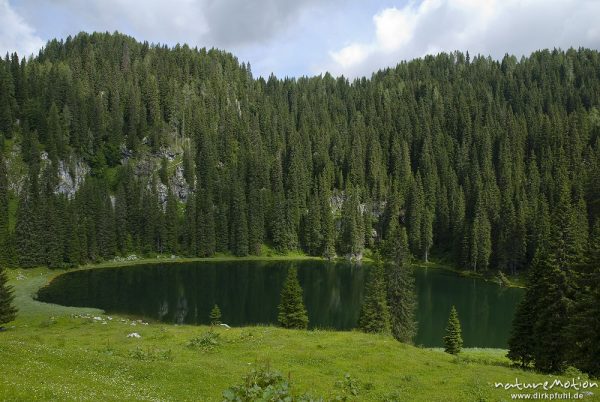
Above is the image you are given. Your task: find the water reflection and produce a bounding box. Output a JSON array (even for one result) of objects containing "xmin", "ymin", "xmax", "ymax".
[{"xmin": 38, "ymin": 261, "xmax": 523, "ymax": 347}]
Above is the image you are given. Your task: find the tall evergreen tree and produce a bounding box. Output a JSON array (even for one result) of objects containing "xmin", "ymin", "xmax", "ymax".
[
  {"xmin": 209, "ymin": 304, "xmax": 222, "ymax": 326},
  {"xmin": 443, "ymin": 306, "xmax": 463, "ymax": 354},
  {"xmin": 566, "ymin": 219, "xmax": 600, "ymax": 377},
  {"xmin": 384, "ymin": 223, "xmax": 417, "ymax": 343},
  {"xmin": 339, "ymin": 184, "xmax": 364, "ymax": 259},
  {"xmin": 230, "ymin": 178, "xmax": 249, "ymax": 257},
  {"xmin": 277, "ymin": 267, "xmax": 308, "ymax": 329},
  {"xmin": 358, "ymin": 260, "xmax": 391, "ymax": 334},
  {"xmin": 530, "ymin": 184, "xmax": 580, "ymax": 373},
  {"xmin": 165, "ymin": 191, "xmax": 179, "ymax": 254},
  {"xmin": 0, "ymin": 152, "xmax": 9, "ymax": 265},
  {"xmin": 0, "ymin": 266, "xmax": 17, "ymax": 329}
]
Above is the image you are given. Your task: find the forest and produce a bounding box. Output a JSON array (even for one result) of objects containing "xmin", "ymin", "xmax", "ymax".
[
  {"xmin": 0, "ymin": 32, "xmax": 598, "ymax": 272},
  {"xmin": 0, "ymin": 32, "xmax": 599, "ymax": 377}
]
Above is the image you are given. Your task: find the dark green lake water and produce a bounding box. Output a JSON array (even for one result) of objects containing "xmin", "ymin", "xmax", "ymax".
[{"xmin": 37, "ymin": 260, "xmax": 523, "ymax": 347}]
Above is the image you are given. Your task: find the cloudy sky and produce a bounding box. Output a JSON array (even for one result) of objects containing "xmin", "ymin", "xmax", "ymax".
[{"xmin": 1, "ymin": 0, "xmax": 599, "ymax": 78}]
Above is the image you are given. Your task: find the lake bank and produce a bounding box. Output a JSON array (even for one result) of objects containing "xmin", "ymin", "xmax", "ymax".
[
  {"xmin": 0, "ymin": 267, "xmax": 579, "ymax": 401},
  {"xmin": 43, "ymin": 249, "xmax": 526, "ymax": 290}
]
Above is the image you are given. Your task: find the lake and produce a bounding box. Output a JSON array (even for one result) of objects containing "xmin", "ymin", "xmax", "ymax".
[{"xmin": 37, "ymin": 260, "xmax": 523, "ymax": 347}]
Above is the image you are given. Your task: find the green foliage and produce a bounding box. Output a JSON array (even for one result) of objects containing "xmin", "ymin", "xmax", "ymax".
[
  {"xmin": 443, "ymin": 306, "xmax": 463, "ymax": 354},
  {"xmin": 187, "ymin": 331, "xmax": 221, "ymax": 352},
  {"xmin": 0, "ymin": 37, "xmax": 598, "ymax": 380},
  {"xmin": 383, "ymin": 225, "xmax": 417, "ymax": 343},
  {"xmin": 0, "ymin": 266, "xmax": 17, "ymax": 328},
  {"xmin": 331, "ymin": 373, "xmax": 360, "ymax": 401},
  {"xmin": 358, "ymin": 261, "xmax": 390, "ymax": 334},
  {"xmin": 222, "ymin": 366, "xmax": 293, "ymax": 402},
  {"xmin": 209, "ymin": 304, "xmax": 222, "ymax": 325},
  {"xmin": 2, "ymin": 35, "xmax": 598, "ymax": 280},
  {"xmin": 277, "ymin": 267, "xmax": 308, "ymax": 329}
]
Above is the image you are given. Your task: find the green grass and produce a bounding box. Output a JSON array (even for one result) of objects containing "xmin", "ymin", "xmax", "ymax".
[
  {"xmin": 1, "ymin": 267, "xmax": 596, "ymax": 401},
  {"xmin": 75, "ymin": 251, "xmax": 322, "ymax": 271}
]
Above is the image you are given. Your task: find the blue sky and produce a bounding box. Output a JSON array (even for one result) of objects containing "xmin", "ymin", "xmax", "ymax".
[{"xmin": 1, "ymin": 0, "xmax": 600, "ymax": 78}]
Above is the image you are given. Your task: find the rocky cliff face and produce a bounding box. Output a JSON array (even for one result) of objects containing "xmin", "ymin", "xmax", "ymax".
[
  {"xmin": 5, "ymin": 138, "xmax": 192, "ymax": 204},
  {"xmin": 56, "ymin": 159, "xmax": 90, "ymax": 198},
  {"xmin": 127, "ymin": 145, "xmax": 193, "ymax": 204}
]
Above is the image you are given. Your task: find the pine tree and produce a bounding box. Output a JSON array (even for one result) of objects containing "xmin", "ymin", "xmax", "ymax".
[
  {"xmin": 230, "ymin": 179, "xmax": 249, "ymax": 257},
  {"xmin": 15, "ymin": 182, "xmax": 43, "ymax": 267},
  {"xmin": 277, "ymin": 267, "xmax": 308, "ymax": 329},
  {"xmin": 407, "ymin": 175, "xmax": 424, "ymax": 258},
  {"xmin": 165, "ymin": 191, "xmax": 179, "ymax": 254},
  {"xmin": 507, "ymin": 254, "xmax": 544, "ymax": 368},
  {"xmin": 247, "ymin": 186, "xmax": 265, "ymax": 256},
  {"xmin": 209, "ymin": 304, "xmax": 222, "ymax": 325},
  {"xmin": 340, "ymin": 184, "xmax": 364, "ymax": 259},
  {"xmin": 318, "ymin": 174, "xmax": 336, "ymax": 259},
  {"xmin": 0, "ymin": 266, "xmax": 17, "ymax": 329},
  {"xmin": 358, "ymin": 261, "xmax": 391, "ymax": 334},
  {"xmin": 532, "ymin": 184, "xmax": 579, "ymax": 373},
  {"xmin": 0, "ymin": 152, "xmax": 9, "ymax": 266},
  {"xmin": 304, "ymin": 189, "xmax": 322, "ymax": 256},
  {"xmin": 384, "ymin": 224, "xmax": 417, "ymax": 343},
  {"xmin": 566, "ymin": 219, "xmax": 600, "ymax": 377},
  {"xmin": 443, "ymin": 306, "xmax": 463, "ymax": 354}
]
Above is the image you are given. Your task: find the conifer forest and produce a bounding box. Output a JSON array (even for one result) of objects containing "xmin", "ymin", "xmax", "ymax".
[{"xmin": 0, "ymin": 32, "xmax": 599, "ymax": 380}]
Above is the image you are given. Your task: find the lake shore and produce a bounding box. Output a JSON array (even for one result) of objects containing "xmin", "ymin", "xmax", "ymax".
[
  {"xmin": 73, "ymin": 251, "xmax": 527, "ymax": 289},
  {"xmin": 1, "ymin": 267, "xmax": 574, "ymax": 401}
]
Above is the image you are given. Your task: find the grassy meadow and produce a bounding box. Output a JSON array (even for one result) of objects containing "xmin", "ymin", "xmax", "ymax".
[{"xmin": 0, "ymin": 265, "xmax": 596, "ymax": 401}]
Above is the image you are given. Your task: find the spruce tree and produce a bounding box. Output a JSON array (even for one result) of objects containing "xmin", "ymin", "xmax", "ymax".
[
  {"xmin": 340, "ymin": 184, "xmax": 364, "ymax": 259},
  {"xmin": 319, "ymin": 178, "xmax": 336, "ymax": 259},
  {"xmin": 384, "ymin": 225, "xmax": 417, "ymax": 343},
  {"xmin": 507, "ymin": 254, "xmax": 543, "ymax": 368},
  {"xmin": 0, "ymin": 152, "xmax": 9, "ymax": 266},
  {"xmin": 304, "ymin": 189, "xmax": 322, "ymax": 256},
  {"xmin": 230, "ymin": 179, "xmax": 249, "ymax": 257},
  {"xmin": 165, "ymin": 191, "xmax": 179, "ymax": 254},
  {"xmin": 532, "ymin": 185, "xmax": 579, "ymax": 373},
  {"xmin": 358, "ymin": 261, "xmax": 391, "ymax": 334},
  {"xmin": 0, "ymin": 266, "xmax": 17, "ymax": 329},
  {"xmin": 566, "ymin": 219, "xmax": 600, "ymax": 377},
  {"xmin": 277, "ymin": 267, "xmax": 308, "ymax": 329},
  {"xmin": 209, "ymin": 304, "xmax": 222, "ymax": 326},
  {"xmin": 443, "ymin": 306, "xmax": 463, "ymax": 354}
]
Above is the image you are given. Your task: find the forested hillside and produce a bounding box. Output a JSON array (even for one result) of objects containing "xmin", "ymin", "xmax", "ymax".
[{"xmin": 0, "ymin": 32, "xmax": 599, "ymax": 271}]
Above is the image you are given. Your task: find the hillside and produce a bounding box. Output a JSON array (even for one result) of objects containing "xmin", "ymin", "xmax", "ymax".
[{"xmin": 0, "ymin": 32, "xmax": 598, "ymax": 270}]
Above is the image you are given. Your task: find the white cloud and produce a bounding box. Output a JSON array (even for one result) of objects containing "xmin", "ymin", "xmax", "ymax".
[
  {"xmin": 0, "ymin": 0, "xmax": 44, "ymax": 57},
  {"xmin": 322, "ymin": 0, "xmax": 600, "ymax": 77}
]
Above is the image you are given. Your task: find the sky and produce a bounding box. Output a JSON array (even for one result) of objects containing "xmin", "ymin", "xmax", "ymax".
[{"xmin": 1, "ymin": 0, "xmax": 600, "ymax": 79}]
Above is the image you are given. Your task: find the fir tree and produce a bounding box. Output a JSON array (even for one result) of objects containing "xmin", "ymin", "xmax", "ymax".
[
  {"xmin": 358, "ymin": 261, "xmax": 391, "ymax": 334},
  {"xmin": 319, "ymin": 178, "xmax": 336, "ymax": 259},
  {"xmin": 0, "ymin": 152, "xmax": 9, "ymax": 266},
  {"xmin": 209, "ymin": 304, "xmax": 222, "ymax": 326},
  {"xmin": 384, "ymin": 224, "xmax": 417, "ymax": 343},
  {"xmin": 230, "ymin": 179, "xmax": 249, "ymax": 257},
  {"xmin": 507, "ymin": 254, "xmax": 543, "ymax": 368},
  {"xmin": 566, "ymin": 219, "xmax": 600, "ymax": 377},
  {"xmin": 0, "ymin": 266, "xmax": 17, "ymax": 329},
  {"xmin": 339, "ymin": 184, "xmax": 364, "ymax": 259},
  {"xmin": 443, "ymin": 306, "xmax": 463, "ymax": 354},
  {"xmin": 277, "ymin": 267, "xmax": 308, "ymax": 329},
  {"xmin": 304, "ymin": 188, "xmax": 322, "ymax": 256},
  {"xmin": 531, "ymin": 185, "xmax": 579, "ymax": 373},
  {"xmin": 165, "ymin": 191, "xmax": 179, "ymax": 254}
]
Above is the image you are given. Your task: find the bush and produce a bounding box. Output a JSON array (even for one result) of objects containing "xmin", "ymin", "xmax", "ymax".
[
  {"xmin": 222, "ymin": 366, "xmax": 293, "ymax": 402},
  {"xmin": 187, "ymin": 331, "xmax": 221, "ymax": 351}
]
